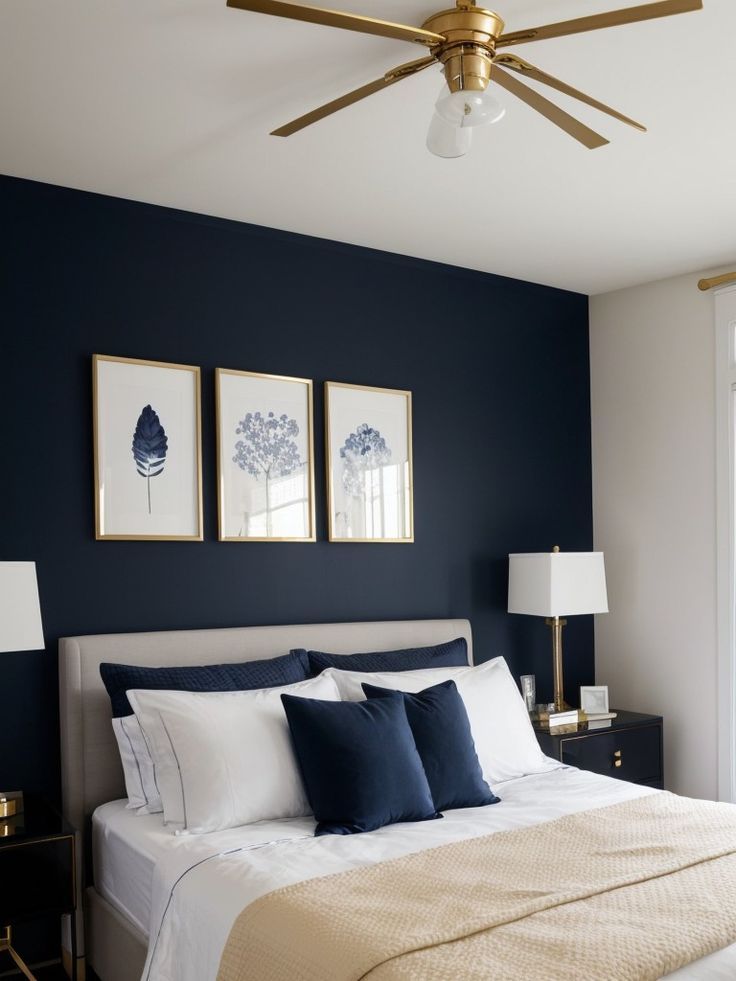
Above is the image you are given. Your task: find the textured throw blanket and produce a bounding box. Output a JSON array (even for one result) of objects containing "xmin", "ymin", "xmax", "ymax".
[{"xmin": 217, "ymin": 793, "xmax": 736, "ymax": 981}]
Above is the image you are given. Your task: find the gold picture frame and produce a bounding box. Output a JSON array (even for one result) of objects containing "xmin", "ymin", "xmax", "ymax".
[
  {"xmin": 93, "ymin": 354, "xmax": 203, "ymax": 541},
  {"xmin": 216, "ymin": 368, "xmax": 316, "ymax": 542},
  {"xmin": 325, "ymin": 381, "xmax": 414, "ymax": 543}
]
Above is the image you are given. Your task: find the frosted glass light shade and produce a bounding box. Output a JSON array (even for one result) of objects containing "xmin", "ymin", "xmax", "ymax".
[
  {"xmin": 426, "ymin": 113, "xmax": 473, "ymax": 158},
  {"xmin": 508, "ymin": 551, "xmax": 608, "ymax": 617},
  {"xmin": 436, "ymin": 88, "xmax": 505, "ymax": 128},
  {"xmin": 0, "ymin": 562, "xmax": 44, "ymax": 652}
]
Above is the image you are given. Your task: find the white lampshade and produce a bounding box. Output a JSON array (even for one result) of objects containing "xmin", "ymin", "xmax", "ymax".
[
  {"xmin": 0, "ymin": 562, "xmax": 45, "ymax": 653},
  {"xmin": 508, "ymin": 551, "xmax": 608, "ymax": 617}
]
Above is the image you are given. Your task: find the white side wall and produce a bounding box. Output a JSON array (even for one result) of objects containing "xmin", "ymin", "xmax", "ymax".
[{"xmin": 589, "ymin": 268, "xmax": 731, "ymax": 799}]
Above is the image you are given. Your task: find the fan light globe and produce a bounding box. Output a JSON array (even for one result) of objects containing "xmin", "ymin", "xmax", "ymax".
[
  {"xmin": 426, "ymin": 113, "xmax": 472, "ymax": 158},
  {"xmin": 436, "ymin": 87, "xmax": 505, "ymax": 128}
]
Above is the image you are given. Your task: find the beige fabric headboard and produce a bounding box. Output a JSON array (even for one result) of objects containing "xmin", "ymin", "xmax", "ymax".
[{"xmin": 58, "ymin": 618, "xmax": 472, "ymax": 832}]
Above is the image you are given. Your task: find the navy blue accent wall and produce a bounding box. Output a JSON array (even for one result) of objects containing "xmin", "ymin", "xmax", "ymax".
[{"xmin": 2, "ymin": 175, "xmax": 593, "ymax": 805}]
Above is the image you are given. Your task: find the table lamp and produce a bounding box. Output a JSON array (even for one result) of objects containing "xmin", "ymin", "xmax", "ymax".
[
  {"xmin": 0, "ymin": 561, "xmax": 45, "ymax": 819},
  {"xmin": 508, "ymin": 546, "xmax": 608, "ymax": 712}
]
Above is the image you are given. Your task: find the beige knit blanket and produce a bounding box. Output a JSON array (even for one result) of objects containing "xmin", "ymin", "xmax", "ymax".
[{"xmin": 218, "ymin": 793, "xmax": 736, "ymax": 981}]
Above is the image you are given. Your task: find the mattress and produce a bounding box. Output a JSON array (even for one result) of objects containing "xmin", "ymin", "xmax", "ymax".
[{"xmin": 92, "ymin": 799, "xmax": 173, "ymax": 936}]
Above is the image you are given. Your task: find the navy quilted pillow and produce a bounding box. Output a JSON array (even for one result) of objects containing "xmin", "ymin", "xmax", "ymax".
[
  {"xmin": 299, "ymin": 637, "xmax": 469, "ymax": 677},
  {"xmin": 100, "ymin": 649, "xmax": 310, "ymax": 718}
]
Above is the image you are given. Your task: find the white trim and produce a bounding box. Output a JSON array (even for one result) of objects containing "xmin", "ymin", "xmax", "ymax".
[{"xmin": 715, "ymin": 284, "xmax": 736, "ymax": 802}]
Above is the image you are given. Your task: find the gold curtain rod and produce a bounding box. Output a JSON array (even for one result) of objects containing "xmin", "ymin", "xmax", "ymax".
[{"xmin": 698, "ymin": 271, "xmax": 736, "ymax": 292}]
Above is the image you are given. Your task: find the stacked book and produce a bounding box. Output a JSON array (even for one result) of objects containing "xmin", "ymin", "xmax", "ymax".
[
  {"xmin": 585, "ymin": 711, "xmax": 617, "ymax": 730},
  {"xmin": 534, "ymin": 708, "xmax": 580, "ymax": 733},
  {"xmin": 534, "ymin": 709, "xmax": 618, "ymax": 732},
  {"xmin": 547, "ymin": 709, "xmax": 580, "ymax": 729}
]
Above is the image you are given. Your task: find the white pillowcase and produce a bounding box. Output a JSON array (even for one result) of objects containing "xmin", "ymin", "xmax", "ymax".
[
  {"xmin": 112, "ymin": 715, "xmax": 162, "ymax": 813},
  {"xmin": 323, "ymin": 657, "xmax": 557, "ymax": 785},
  {"xmin": 128, "ymin": 672, "xmax": 340, "ymax": 833}
]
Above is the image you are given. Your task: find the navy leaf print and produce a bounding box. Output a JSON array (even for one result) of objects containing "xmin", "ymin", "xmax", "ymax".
[{"xmin": 132, "ymin": 405, "xmax": 168, "ymax": 515}]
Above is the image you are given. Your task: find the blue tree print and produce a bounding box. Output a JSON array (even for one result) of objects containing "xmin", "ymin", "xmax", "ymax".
[
  {"xmin": 339, "ymin": 423, "xmax": 392, "ymax": 497},
  {"xmin": 233, "ymin": 411, "xmax": 302, "ymax": 536},
  {"xmin": 132, "ymin": 405, "xmax": 168, "ymax": 515}
]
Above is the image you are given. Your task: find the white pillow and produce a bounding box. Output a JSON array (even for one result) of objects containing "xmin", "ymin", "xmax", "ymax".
[
  {"xmin": 128, "ymin": 673, "xmax": 340, "ymax": 833},
  {"xmin": 324, "ymin": 658, "xmax": 557, "ymax": 785},
  {"xmin": 325, "ymin": 665, "xmax": 462, "ymax": 702}
]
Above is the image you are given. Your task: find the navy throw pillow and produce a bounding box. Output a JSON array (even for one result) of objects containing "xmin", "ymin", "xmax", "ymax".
[
  {"xmin": 362, "ymin": 680, "xmax": 500, "ymax": 812},
  {"xmin": 100, "ymin": 649, "xmax": 310, "ymax": 718},
  {"xmin": 281, "ymin": 692, "xmax": 441, "ymax": 836},
  {"xmin": 298, "ymin": 637, "xmax": 469, "ymax": 678}
]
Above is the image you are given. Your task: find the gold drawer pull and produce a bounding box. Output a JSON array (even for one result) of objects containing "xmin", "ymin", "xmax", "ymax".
[{"xmin": 614, "ymin": 749, "xmax": 622, "ymax": 768}]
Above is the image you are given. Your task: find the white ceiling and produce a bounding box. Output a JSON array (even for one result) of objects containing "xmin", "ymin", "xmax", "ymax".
[{"xmin": 1, "ymin": 0, "xmax": 734, "ymax": 294}]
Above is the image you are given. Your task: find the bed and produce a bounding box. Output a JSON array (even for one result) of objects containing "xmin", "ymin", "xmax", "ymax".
[{"xmin": 59, "ymin": 618, "xmax": 736, "ymax": 981}]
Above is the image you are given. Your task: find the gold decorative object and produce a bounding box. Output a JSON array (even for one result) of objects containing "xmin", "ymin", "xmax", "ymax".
[
  {"xmin": 0, "ymin": 798, "xmax": 18, "ymax": 820},
  {"xmin": 1, "ymin": 793, "xmax": 24, "ymax": 837},
  {"xmin": 226, "ymin": 0, "xmax": 702, "ymax": 150}
]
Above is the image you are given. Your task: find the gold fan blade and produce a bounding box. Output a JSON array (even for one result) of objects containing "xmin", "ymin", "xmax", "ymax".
[
  {"xmin": 271, "ymin": 56, "xmax": 436, "ymax": 136},
  {"xmin": 226, "ymin": 0, "xmax": 445, "ymax": 47},
  {"xmin": 497, "ymin": 0, "xmax": 702, "ymax": 48},
  {"xmin": 495, "ymin": 54, "xmax": 646, "ymax": 132},
  {"xmin": 492, "ymin": 66, "xmax": 609, "ymax": 149}
]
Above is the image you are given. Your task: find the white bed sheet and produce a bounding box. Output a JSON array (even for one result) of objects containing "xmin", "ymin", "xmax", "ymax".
[{"xmin": 124, "ymin": 765, "xmax": 736, "ymax": 981}]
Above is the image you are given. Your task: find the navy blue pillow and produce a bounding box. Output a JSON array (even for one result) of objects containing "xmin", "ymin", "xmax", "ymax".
[
  {"xmin": 362, "ymin": 680, "xmax": 500, "ymax": 812},
  {"xmin": 298, "ymin": 637, "xmax": 469, "ymax": 678},
  {"xmin": 281, "ymin": 692, "xmax": 441, "ymax": 836},
  {"xmin": 100, "ymin": 649, "xmax": 310, "ymax": 718}
]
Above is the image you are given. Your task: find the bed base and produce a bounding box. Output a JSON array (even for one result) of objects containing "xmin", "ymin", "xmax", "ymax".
[{"xmin": 85, "ymin": 888, "xmax": 146, "ymax": 981}]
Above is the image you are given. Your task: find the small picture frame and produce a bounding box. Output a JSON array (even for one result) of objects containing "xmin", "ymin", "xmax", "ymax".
[
  {"xmin": 216, "ymin": 368, "xmax": 316, "ymax": 542},
  {"xmin": 580, "ymin": 685, "xmax": 610, "ymax": 714},
  {"xmin": 93, "ymin": 355, "xmax": 203, "ymax": 540},
  {"xmin": 325, "ymin": 381, "xmax": 413, "ymax": 543}
]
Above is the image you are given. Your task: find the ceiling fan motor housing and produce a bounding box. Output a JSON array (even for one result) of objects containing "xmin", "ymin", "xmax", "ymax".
[{"xmin": 422, "ymin": 5, "xmax": 505, "ymax": 93}]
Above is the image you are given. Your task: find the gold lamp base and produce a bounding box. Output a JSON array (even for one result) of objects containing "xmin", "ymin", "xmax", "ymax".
[
  {"xmin": 545, "ymin": 615, "xmax": 569, "ymax": 712},
  {"xmin": 1, "ymin": 926, "xmax": 36, "ymax": 981}
]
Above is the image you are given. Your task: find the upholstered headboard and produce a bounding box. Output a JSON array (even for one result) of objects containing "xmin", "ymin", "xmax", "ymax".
[{"xmin": 58, "ymin": 618, "xmax": 472, "ymax": 833}]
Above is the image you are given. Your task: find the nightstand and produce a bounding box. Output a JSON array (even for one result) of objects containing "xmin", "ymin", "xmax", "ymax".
[
  {"xmin": 0, "ymin": 796, "xmax": 77, "ymax": 980},
  {"xmin": 534, "ymin": 710, "xmax": 663, "ymax": 789}
]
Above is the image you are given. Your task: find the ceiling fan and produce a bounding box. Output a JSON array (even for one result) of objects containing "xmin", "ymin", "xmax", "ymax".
[{"xmin": 227, "ymin": 0, "xmax": 703, "ymax": 157}]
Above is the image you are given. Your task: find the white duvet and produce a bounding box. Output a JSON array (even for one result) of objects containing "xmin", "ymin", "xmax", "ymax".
[{"xmin": 134, "ymin": 765, "xmax": 736, "ymax": 981}]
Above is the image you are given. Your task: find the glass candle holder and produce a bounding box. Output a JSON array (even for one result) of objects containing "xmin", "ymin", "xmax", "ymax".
[{"xmin": 520, "ymin": 674, "xmax": 536, "ymax": 712}]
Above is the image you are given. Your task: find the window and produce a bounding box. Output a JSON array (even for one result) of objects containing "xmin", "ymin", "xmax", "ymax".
[{"xmin": 715, "ymin": 286, "xmax": 736, "ymax": 802}]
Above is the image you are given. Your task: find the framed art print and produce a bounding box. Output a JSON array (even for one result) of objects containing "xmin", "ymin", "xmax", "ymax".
[
  {"xmin": 580, "ymin": 685, "xmax": 610, "ymax": 715},
  {"xmin": 216, "ymin": 368, "xmax": 316, "ymax": 542},
  {"xmin": 325, "ymin": 381, "xmax": 413, "ymax": 543},
  {"xmin": 93, "ymin": 355, "xmax": 203, "ymax": 541}
]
